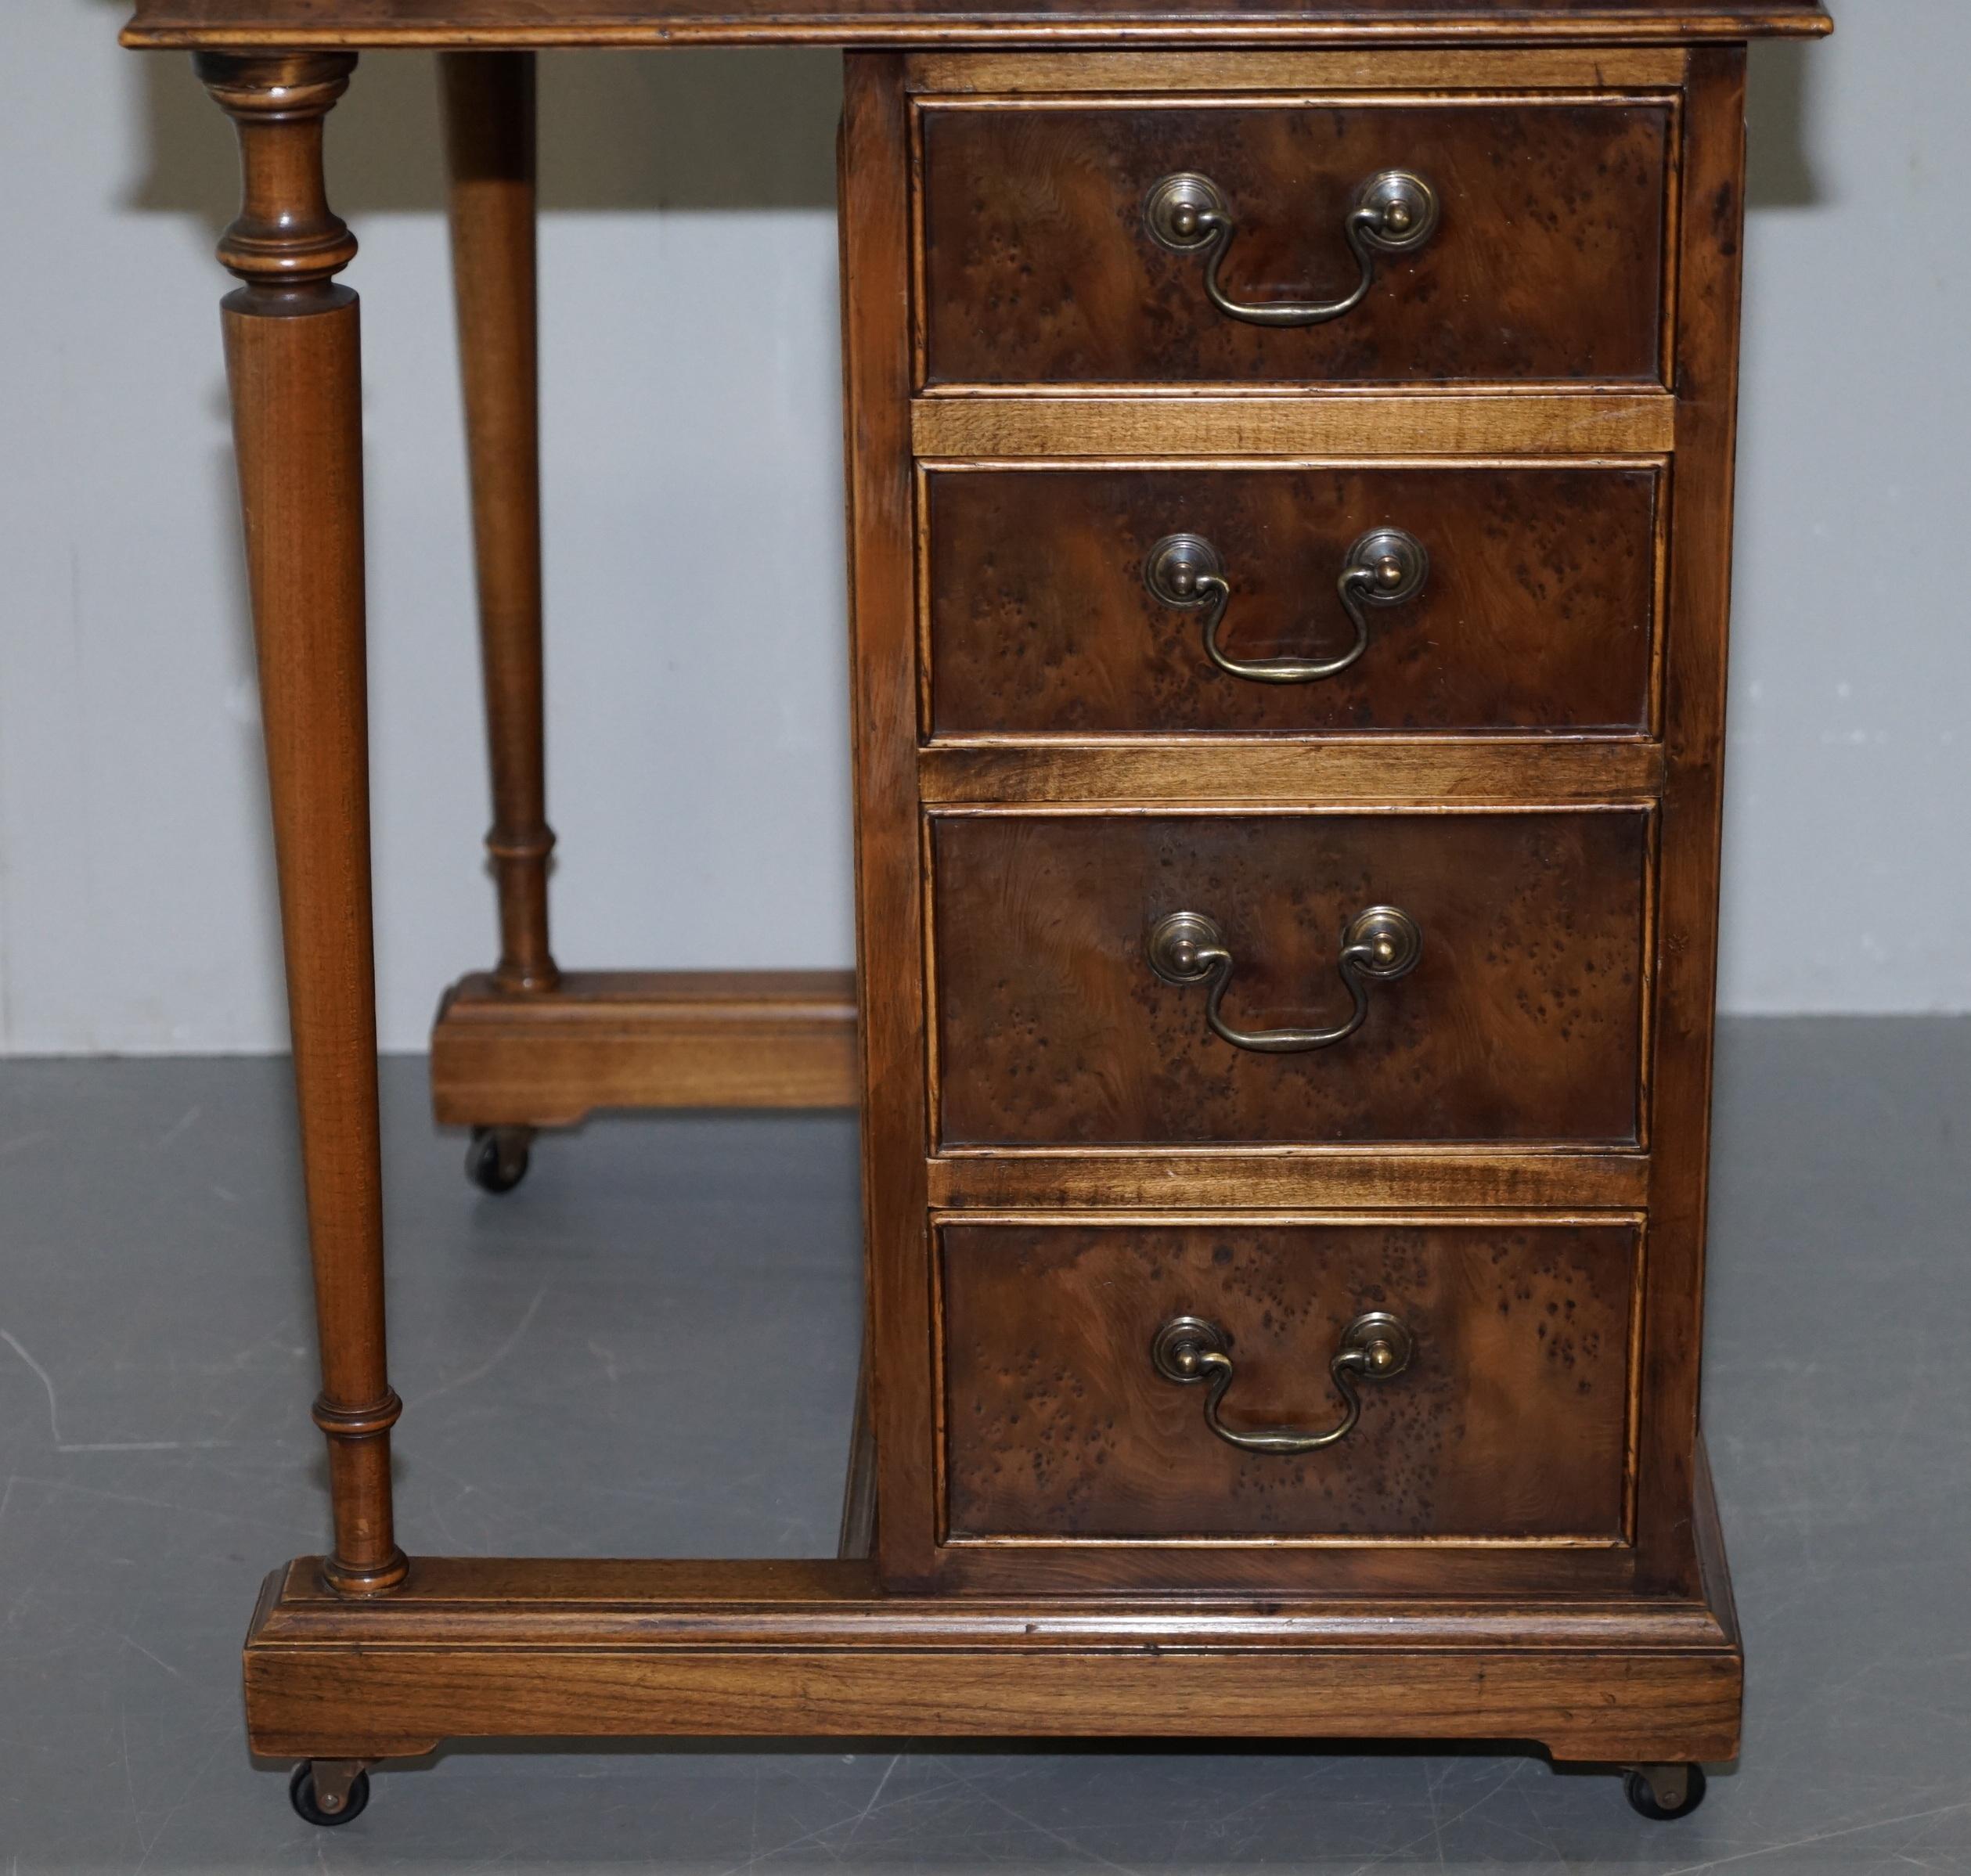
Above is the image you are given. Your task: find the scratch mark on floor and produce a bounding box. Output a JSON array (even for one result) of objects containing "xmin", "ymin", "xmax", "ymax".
[
  {"xmin": 153, "ymin": 1106, "xmax": 201, "ymax": 1152},
  {"xmin": 932, "ymin": 1754, "xmax": 1148, "ymax": 1876},
  {"xmin": 1661, "ymin": 1800, "xmax": 1971, "ymax": 1875},
  {"xmin": 121, "ymin": 1632, "xmax": 182, "ymax": 1679},
  {"xmin": 838, "ymin": 1752, "xmax": 901, "ymax": 1853},
  {"xmin": 701, "ymin": 1760, "xmax": 982, "ymax": 1876},
  {"xmin": 58, "ymin": 1440, "xmax": 205, "ymax": 1453},
  {"xmin": 1339, "ymin": 1761, "xmax": 1526, "ymax": 1874},
  {"xmin": 129, "ymin": 1694, "xmax": 241, "ymax": 1874},
  {"xmin": 119, "ymin": 1711, "xmax": 143, "ymax": 1851},
  {"xmin": 0, "ymin": 1329, "xmax": 226, "ymax": 1453},
  {"xmin": 407, "ymin": 1284, "xmax": 550, "ymax": 1409}
]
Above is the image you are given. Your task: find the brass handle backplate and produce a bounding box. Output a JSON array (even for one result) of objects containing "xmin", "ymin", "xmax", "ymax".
[
  {"xmin": 1143, "ymin": 168, "xmax": 1439, "ymax": 327},
  {"xmin": 1146, "ymin": 906, "xmax": 1421, "ymax": 1053},
  {"xmin": 1151, "ymin": 1311, "xmax": 1414, "ymax": 1454},
  {"xmin": 1144, "ymin": 528, "xmax": 1428, "ymax": 684}
]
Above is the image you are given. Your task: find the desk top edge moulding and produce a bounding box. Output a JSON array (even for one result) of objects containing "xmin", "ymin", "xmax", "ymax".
[
  {"xmin": 133, "ymin": 0, "xmax": 1828, "ymax": 1838},
  {"xmin": 124, "ymin": 0, "xmax": 1831, "ymax": 49}
]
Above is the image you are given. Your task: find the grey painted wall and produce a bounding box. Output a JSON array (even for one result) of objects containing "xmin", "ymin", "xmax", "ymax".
[{"xmin": 1, "ymin": 6, "xmax": 1965, "ymax": 1053}]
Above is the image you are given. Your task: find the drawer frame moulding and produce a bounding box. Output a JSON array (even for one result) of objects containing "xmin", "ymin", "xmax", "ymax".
[{"xmin": 906, "ymin": 83, "xmax": 1686, "ymax": 396}]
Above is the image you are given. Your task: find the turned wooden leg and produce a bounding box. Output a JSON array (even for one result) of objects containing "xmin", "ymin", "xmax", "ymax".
[
  {"xmin": 441, "ymin": 52, "xmax": 558, "ymax": 995},
  {"xmin": 200, "ymin": 51, "xmax": 406, "ymax": 1595}
]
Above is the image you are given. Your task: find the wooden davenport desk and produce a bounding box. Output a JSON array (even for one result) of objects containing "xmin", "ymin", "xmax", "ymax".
[{"xmin": 124, "ymin": 0, "xmax": 1829, "ymax": 1831}]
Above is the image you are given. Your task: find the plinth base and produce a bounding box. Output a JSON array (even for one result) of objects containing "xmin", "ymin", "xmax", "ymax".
[{"xmin": 243, "ymin": 1454, "xmax": 1740, "ymax": 1770}]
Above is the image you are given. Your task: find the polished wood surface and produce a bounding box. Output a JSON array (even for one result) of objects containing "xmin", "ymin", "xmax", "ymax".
[
  {"xmin": 1634, "ymin": 43, "xmax": 1747, "ymax": 1596},
  {"xmin": 919, "ymin": 102, "xmax": 1671, "ymax": 387},
  {"xmin": 125, "ymin": 1, "xmax": 1832, "ymax": 49},
  {"xmin": 202, "ymin": 50, "xmax": 405, "ymax": 1596},
  {"xmin": 918, "ymin": 740, "xmax": 1665, "ymax": 803},
  {"xmin": 239, "ymin": 1471, "xmax": 1742, "ymax": 1762},
  {"xmin": 940, "ymin": 1219, "xmax": 1638, "ymax": 1543},
  {"xmin": 841, "ymin": 53, "xmax": 942, "ymax": 1588},
  {"xmin": 838, "ymin": 1353, "xmax": 880, "ymax": 1560},
  {"xmin": 931, "ymin": 808, "xmax": 1651, "ymax": 1147},
  {"xmin": 928, "ymin": 1147, "xmax": 1651, "ymax": 1210},
  {"xmin": 925, "ymin": 464, "xmax": 1662, "ymax": 736},
  {"xmin": 912, "ymin": 393, "xmax": 1677, "ymax": 459},
  {"xmin": 250, "ymin": 1543, "xmax": 1729, "ymax": 1645},
  {"xmin": 905, "ymin": 47, "xmax": 1694, "ymax": 91},
  {"xmin": 430, "ymin": 970, "xmax": 859, "ymax": 1124},
  {"xmin": 441, "ymin": 52, "xmax": 560, "ymax": 996},
  {"xmin": 247, "ymin": 1609, "xmax": 1739, "ymax": 1764},
  {"xmin": 139, "ymin": 7, "xmax": 1823, "ymax": 1784}
]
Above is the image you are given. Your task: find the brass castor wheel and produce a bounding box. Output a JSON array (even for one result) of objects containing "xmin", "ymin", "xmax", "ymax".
[
  {"xmin": 1625, "ymin": 1763, "xmax": 1707, "ymax": 1821},
  {"xmin": 467, "ymin": 1125, "xmax": 532, "ymax": 1194},
  {"xmin": 289, "ymin": 1760, "xmax": 369, "ymax": 1827}
]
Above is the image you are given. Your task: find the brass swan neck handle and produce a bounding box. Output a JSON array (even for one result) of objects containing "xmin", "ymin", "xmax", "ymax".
[
  {"xmin": 1145, "ymin": 906, "xmax": 1421, "ymax": 1054},
  {"xmin": 1151, "ymin": 1312, "xmax": 1414, "ymax": 1454},
  {"xmin": 1143, "ymin": 169, "xmax": 1440, "ymax": 328},
  {"xmin": 1144, "ymin": 528, "xmax": 1429, "ymax": 685}
]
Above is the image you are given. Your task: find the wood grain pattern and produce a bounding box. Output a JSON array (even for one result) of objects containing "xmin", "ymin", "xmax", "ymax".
[
  {"xmin": 239, "ymin": 1507, "xmax": 1743, "ymax": 1764},
  {"xmin": 247, "ymin": 1640, "xmax": 1739, "ymax": 1761},
  {"xmin": 940, "ymin": 1219, "xmax": 1637, "ymax": 1543},
  {"xmin": 441, "ymin": 51, "xmax": 560, "ymax": 995},
  {"xmin": 124, "ymin": 2, "xmax": 1833, "ymax": 51},
  {"xmin": 906, "ymin": 48, "xmax": 1692, "ymax": 91},
  {"xmin": 928, "ymin": 1148, "xmax": 1651, "ymax": 1210},
  {"xmin": 246, "ymin": 1639, "xmax": 1740, "ymax": 1761},
  {"xmin": 912, "ymin": 394, "xmax": 1677, "ymax": 457},
  {"xmin": 429, "ymin": 970, "xmax": 859, "ymax": 1125},
  {"xmin": 152, "ymin": 24, "xmax": 1818, "ymax": 1777},
  {"xmin": 931, "ymin": 808, "xmax": 1652, "ymax": 1148},
  {"xmin": 203, "ymin": 51, "xmax": 406, "ymax": 1599},
  {"xmin": 919, "ymin": 101, "xmax": 1672, "ymax": 387},
  {"xmin": 838, "ymin": 1353, "xmax": 880, "ymax": 1558},
  {"xmin": 841, "ymin": 54, "xmax": 942, "ymax": 1587},
  {"xmin": 925, "ymin": 463, "xmax": 1662, "ymax": 735},
  {"xmin": 919, "ymin": 741, "xmax": 1666, "ymax": 803},
  {"xmin": 1633, "ymin": 44, "xmax": 1746, "ymax": 1597},
  {"xmin": 253, "ymin": 1550, "xmax": 1728, "ymax": 1647}
]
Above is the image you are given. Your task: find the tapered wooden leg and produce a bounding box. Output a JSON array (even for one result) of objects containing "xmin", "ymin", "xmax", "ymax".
[
  {"xmin": 200, "ymin": 51, "xmax": 406, "ymax": 1596},
  {"xmin": 441, "ymin": 52, "xmax": 558, "ymax": 995}
]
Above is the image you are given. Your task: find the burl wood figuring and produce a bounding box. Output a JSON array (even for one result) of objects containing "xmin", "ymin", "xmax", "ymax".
[
  {"xmin": 126, "ymin": 0, "xmax": 1829, "ymax": 1835},
  {"xmin": 918, "ymin": 100, "xmax": 1673, "ymax": 385},
  {"xmin": 926, "ymin": 463, "xmax": 1663, "ymax": 735},
  {"xmin": 938, "ymin": 1220, "xmax": 1639, "ymax": 1548}
]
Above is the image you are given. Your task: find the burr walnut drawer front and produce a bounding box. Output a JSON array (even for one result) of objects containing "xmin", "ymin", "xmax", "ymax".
[
  {"xmin": 930, "ymin": 808, "xmax": 1650, "ymax": 1148},
  {"xmin": 924, "ymin": 464, "xmax": 1662, "ymax": 736},
  {"xmin": 939, "ymin": 1219, "xmax": 1638, "ymax": 1543},
  {"xmin": 916, "ymin": 100, "xmax": 1673, "ymax": 387}
]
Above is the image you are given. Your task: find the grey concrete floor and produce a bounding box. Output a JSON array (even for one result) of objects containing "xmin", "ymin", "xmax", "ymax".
[{"xmin": 0, "ymin": 1017, "xmax": 1967, "ymax": 1873}]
